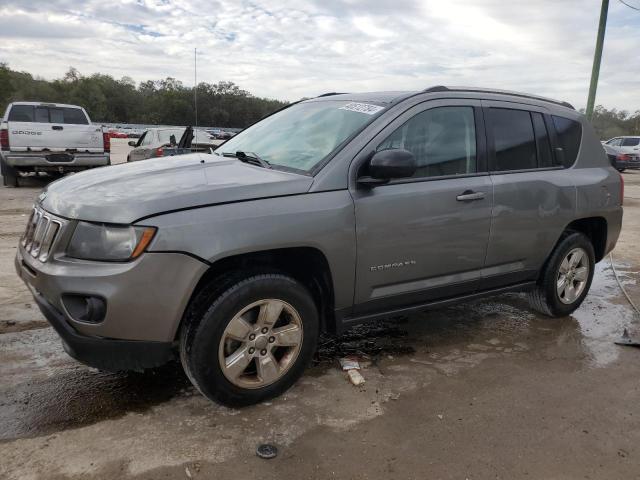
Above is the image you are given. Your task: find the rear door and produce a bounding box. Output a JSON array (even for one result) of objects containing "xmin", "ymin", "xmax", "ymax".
[
  {"xmin": 481, "ymin": 101, "xmax": 576, "ymax": 288},
  {"xmin": 351, "ymin": 99, "xmax": 493, "ymax": 314},
  {"xmin": 7, "ymin": 104, "xmax": 103, "ymax": 152}
]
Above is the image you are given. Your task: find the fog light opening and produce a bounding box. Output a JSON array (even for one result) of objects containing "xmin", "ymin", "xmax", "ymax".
[{"xmin": 62, "ymin": 294, "xmax": 106, "ymax": 324}]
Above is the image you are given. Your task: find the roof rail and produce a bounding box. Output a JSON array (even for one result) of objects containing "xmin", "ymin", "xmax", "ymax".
[
  {"xmin": 317, "ymin": 92, "xmax": 347, "ymax": 97},
  {"xmin": 421, "ymin": 86, "xmax": 575, "ymax": 110}
]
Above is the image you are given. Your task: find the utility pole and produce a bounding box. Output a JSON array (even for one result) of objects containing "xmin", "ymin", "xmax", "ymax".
[
  {"xmin": 586, "ymin": 0, "xmax": 609, "ymax": 119},
  {"xmin": 194, "ymin": 47, "xmax": 198, "ymax": 128}
]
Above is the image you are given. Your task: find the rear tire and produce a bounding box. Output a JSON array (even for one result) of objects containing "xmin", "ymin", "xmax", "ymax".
[
  {"xmin": 180, "ymin": 273, "xmax": 319, "ymax": 407},
  {"xmin": 1, "ymin": 157, "xmax": 18, "ymax": 187},
  {"xmin": 528, "ymin": 232, "xmax": 595, "ymax": 317}
]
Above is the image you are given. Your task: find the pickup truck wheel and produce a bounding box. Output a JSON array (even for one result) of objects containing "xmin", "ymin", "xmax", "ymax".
[
  {"xmin": 180, "ymin": 273, "xmax": 319, "ymax": 407},
  {"xmin": 528, "ymin": 232, "xmax": 595, "ymax": 317}
]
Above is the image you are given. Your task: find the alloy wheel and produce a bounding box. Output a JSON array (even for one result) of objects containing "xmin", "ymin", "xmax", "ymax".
[
  {"xmin": 218, "ymin": 299, "xmax": 304, "ymax": 389},
  {"xmin": 556, "ymin": 247, "xmax": 589, "ymax": 305}
]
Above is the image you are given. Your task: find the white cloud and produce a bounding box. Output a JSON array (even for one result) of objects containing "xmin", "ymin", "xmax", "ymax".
[{"xmin": 0, "ymin": 0, "xmax": 639, "ymax": 110}]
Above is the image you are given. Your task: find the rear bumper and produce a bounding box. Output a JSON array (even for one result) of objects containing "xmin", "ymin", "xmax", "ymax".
[
  {"xmin": 616, "ymin": 159, "xmax": 640, "ymax": 170},
  {"xmin": 3, "ymin": 152, "xmax": 110, "ymax": 169},
  {"xmin": 33, "ymin": 291, "xmax": 174, "ymax": 372}
]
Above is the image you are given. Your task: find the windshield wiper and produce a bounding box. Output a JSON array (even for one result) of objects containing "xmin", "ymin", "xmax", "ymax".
[{"xmin": 222, "ymin": 151, "xmax": 271, "ymax": 169}]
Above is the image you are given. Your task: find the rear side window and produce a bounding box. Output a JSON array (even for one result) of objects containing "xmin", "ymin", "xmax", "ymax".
[
  {"xmin": 622, "ymin": 137, "xmax": 640, "ymax": 147},
  {"xmin": 552, "ymin": 116, "xmax": 582, "ymax": 167},
  {"xmin": 489, "ymin": 108, "xmax": 537, "ymax": 171},
  {"xmin": 531, "ymin": 112, "xmax": 556, "ymax": 168},
  {"xmin": 8, "ymin": 105, "xmax": 35, "ymax": 122}
]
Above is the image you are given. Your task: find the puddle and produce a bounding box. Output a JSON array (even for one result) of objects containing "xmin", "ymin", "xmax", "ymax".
[
  {"xmin": 0, "ymin": 361, "xmax": 191, "ymax": 441},
  {"xmin": 315, "ymin": 319, "xmax": 415, "ymax": 365}
]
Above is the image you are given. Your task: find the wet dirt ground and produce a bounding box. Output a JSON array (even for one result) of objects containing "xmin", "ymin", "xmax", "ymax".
[{"xmin": 1, "ymin": 156, "xmax": 639, "ymax": 479}]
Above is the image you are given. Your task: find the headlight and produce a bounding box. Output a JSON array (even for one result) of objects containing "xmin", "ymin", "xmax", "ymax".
[{"xmin": 67, "ymin": 222, "xmax": 156, "ymax": 261}]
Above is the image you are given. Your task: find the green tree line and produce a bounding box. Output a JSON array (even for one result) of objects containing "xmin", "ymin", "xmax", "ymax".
[
  {"xmin": 582, "ymin": 105, "xmax": 640, "ymax": 140},
  {"xmin": 0, "ymin": 64, "xmax": 288, "ymax": 128},
  {"xmin": 1, "ymin": 64, "xmax": 639, "ymax": 138}
]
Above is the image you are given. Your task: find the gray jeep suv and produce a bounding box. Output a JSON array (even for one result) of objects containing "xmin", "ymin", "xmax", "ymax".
[{"xmin": 15, "ymin": 87, "xmax": 623, "ymax": 406}]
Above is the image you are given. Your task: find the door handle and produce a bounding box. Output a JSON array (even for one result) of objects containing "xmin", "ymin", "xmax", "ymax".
[
  {"xmin": 52, "ymin": 125, "xmax": 63, "ymax": 131},
  {"xmin": 456, "ymin": 190, "xmax": 485, "ymax": 202}
]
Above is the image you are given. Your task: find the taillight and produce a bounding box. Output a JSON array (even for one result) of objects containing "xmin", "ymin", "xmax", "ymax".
[
  {"xmin": 102, "ymin": 132, "xmax": 110, "ymax": 153},
  {"xmin": 155, "ymin": 147, "xmax": 164, "ymax": 157},
  {"xmin": 620, "ymin": 172, "xmax": 624, "ymax": 206},
  {"xmin": 0, "ymin": 129, "xmax": 9, "ymax": 150},
  {"xmin": 617, "ymin": 153, "xmax": 631, "ymax": 162}
]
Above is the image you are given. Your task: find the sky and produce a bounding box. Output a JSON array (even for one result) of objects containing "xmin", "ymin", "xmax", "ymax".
[{"xmin": 0, "ymin": 0, "xmax": 639, "ymax": 111}]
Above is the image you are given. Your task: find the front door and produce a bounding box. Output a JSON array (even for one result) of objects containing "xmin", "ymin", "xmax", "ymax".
[{"xmin": 350, "ymin": 99, "xmax": 493, "ymax": 314}]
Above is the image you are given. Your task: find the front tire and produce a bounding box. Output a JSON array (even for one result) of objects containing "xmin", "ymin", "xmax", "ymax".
[
  {"xmin": 528, "ymin": 232, "xmax": 595, "ymax": 317},
  {"xmin": 180, "ymin": 273, "xmax": 319, "ymax": 407}
]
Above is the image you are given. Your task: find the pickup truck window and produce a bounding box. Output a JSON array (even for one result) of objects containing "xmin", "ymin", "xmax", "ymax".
[
  {"xmin": 49, "ymin": 107, "xmax": 89, "ymax": 125},
  {"xmin": 215, "ymin": 100, "xmax": 383, "ymax": 173},
  {"xmin": 7, "ymin": 105, "xmax": 89, "ymax": 125},
  {"xmin": 377, "ymin": 106, "xmax": 477, "ymax": 178},
  {"xmin": 8, "ymin": 105, "xmax": 36, "ymax": 122}
]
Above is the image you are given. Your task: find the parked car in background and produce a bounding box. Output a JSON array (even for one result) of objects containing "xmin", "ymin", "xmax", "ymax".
[
  {"xmin": 207, "ymin": 128, "xmax": 235, "ymax": 140},
  {"xmin": 126, "ymin": 127, "xmax": 185, "ymax": 162},
  {"xmin": 127, "ymin": 127, "xmax": 220, "ymax": 162},
  {"xmin": 107, "ymin": 129, "xmax": 128, "ymax": 139},
  {"xmin": 15, "ymin": 87, "xmax": 622, "ymax": 407},
  {"xmin": 0, "ymin": 102, "xmax": 110, "ymax": 187},
  {"xmin": 603, "ymin": 136, "xmax": 640, "ymax": 154},
  {"xmin": 603, "ymin": 142, "xmax": 640, "ymax": 172}
]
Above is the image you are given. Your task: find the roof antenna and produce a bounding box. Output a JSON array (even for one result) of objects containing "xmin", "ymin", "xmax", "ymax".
[{"xmin": 194, "ymin": 47, "xmax": 198, "ymax": 129}]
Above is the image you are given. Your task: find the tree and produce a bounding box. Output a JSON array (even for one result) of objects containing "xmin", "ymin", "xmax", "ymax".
[{"xmin": 0, "ymin": 64, "xmax": 288, "ymax": 127}]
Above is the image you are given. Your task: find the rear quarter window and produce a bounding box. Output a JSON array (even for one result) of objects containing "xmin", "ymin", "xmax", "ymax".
[{"xmin": 552, "ymin": 115, "xmax": 582, "ymax": 167}]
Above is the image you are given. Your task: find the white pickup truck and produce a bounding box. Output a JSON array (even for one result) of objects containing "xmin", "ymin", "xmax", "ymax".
[{"xmin": 0, "ymin": 102, "xmax": 110, "ymax": 187}]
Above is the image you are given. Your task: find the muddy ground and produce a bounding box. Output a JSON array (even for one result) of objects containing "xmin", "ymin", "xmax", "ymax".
[{"xmin": 1, "ymin": 146, "xmax": 639, "ymax": 479}]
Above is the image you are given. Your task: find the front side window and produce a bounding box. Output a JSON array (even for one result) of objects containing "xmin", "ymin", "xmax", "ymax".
[
  {"xmin": 377, "ymin": 106, "xmax": 477, "ymax": 178},
  {"xmin": 552, "ymin": 115, "xmax": 582, "ymax": 167},
  {"xmin": 140, "ymin": 131, "xmax": 154, "ymax": 146},
  {"xmin": 489, "ymin": 108, "xmax": 537, "ymax": 171},
  {"xmin": 622, "ymin": 137, "xmax": 640, "ymax": 147},
  {"xmin": 216, "ymin": 100, "xmax": 384, "ymax": 173}
]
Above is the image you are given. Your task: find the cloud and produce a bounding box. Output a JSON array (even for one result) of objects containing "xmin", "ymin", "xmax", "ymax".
[{"xmin": 0, "ymin": 0, "xmax": 639, "ymax": 110}]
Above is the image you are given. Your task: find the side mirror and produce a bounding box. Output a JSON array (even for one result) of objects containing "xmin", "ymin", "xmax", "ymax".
[
  {"xmin": 359, "ymin": 149, "xmax": 417, "ymax": 186},
  {"xmin": 128, "ymin": 140, "xmax": 137, "ymax": 147}
]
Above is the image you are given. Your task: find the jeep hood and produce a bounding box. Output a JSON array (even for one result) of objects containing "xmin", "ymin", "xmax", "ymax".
[{"xmin": 40, "ymin": 153, "xmax": 314, "ymax": 224}]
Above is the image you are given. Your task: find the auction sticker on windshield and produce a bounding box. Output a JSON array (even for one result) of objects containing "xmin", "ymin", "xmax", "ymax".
[{"xmin": 339, "ymin": 102, "xmax": 385, "ymax": 115}]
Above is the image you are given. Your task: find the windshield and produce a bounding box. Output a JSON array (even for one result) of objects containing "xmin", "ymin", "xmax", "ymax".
[{"xmin": 215, "ymin": 100, "xmax": 385, "ymax": 172}]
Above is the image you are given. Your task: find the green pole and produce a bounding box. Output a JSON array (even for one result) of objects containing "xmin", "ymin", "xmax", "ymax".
[{"xmin": 586, "ymin": 0, "xmax": 609, "ymax": 119}]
